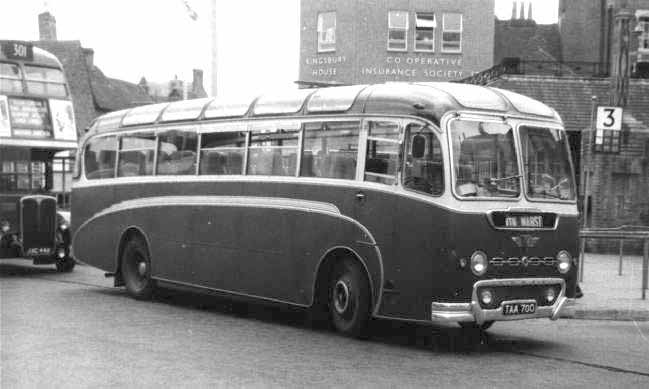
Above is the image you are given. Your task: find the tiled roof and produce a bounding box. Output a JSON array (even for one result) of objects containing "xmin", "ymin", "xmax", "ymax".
[
  {"xmin": 494, "ymin": 19, "xmax": 562, "ymax": 63},
  {"xmin": 490, "ymin": 76, "xmax": 649, "ymax": 133},
  {"xmin": 33, "ymin": 40, "xmax": 152, "ymax": 134}
]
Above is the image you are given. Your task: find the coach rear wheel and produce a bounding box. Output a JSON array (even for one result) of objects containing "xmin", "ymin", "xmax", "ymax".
[
  {"xmin": 328, "ymin": 258, "xmax": 371, "ymax": 338},
  {"xmin": 121, "ymin": 237, "xmax": 154, "ymax": 300}
]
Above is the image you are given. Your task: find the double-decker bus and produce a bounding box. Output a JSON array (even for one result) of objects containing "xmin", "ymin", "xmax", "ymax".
[
  {"xmin": 71, "ymin": 83, "xmax": 578, "ymax": 336},
  {"xmin": 1, "ymin": 40, "xmax": 77, "ymax": 272}
]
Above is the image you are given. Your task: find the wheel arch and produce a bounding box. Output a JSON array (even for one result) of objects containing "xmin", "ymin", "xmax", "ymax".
[
  {"xmin": 114, "ymin": 225, "xmax": 151, "ymax": 286},
  {"xmin": 311, "ymin": 246, "xmax": 378, "ymax": 314}
]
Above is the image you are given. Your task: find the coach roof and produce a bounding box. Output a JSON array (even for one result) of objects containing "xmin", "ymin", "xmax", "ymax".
[{"xmin": 87, "ymin": 82, "xmax": 561, "ymax": 135}]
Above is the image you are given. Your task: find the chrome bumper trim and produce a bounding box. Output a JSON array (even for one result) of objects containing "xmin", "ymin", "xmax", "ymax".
[{"xmin": 431, "ymin": 278, "xmax": 567, "ymax": 324}]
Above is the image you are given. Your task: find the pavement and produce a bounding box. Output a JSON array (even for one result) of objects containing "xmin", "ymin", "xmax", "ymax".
[{"xmin": 562, "ymin": 252, "xmax": 649, "ymax": 321}]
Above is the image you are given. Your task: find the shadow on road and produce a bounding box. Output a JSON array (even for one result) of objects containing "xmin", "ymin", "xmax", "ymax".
[
  {"xmin": 93, "ymin": 284, "xmax": 552, "ymax": 355},
  {"xmin": 0, "ymin": 263, "xmax": 57, "ymax": 277}
]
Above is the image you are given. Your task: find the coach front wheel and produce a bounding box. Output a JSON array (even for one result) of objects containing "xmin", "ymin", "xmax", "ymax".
[
  {"xmin": 121, "ymin": 237, "xmax": 154, "ymax": 300},
  {"xmin": 329, "ymin": 258, "xmax": 371, "ymax": 338}
]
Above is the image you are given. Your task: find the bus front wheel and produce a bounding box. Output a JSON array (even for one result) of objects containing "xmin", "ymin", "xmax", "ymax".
[
  {"xmin": 121, "ymin": 237, "xmax": 154, "ymax": 300},
  {"xmin": 329, "ymin": 258, "xmax": 371, "ymax": 338}
]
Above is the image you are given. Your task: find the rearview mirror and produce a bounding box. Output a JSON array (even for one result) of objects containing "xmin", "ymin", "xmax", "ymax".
[{"xmin": 412, "ymin": 134, "xmax": 426, "ymax": 158}]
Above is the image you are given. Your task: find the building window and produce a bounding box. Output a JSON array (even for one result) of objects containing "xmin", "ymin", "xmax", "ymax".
[
  {"xmin": 594, "ymin": 129, "xmax": 620, "ymax": 153},
  {"xmin": 638, "ymin": 15, "xmax": 649, "ymax": 51},
  {"xmin": 441, "ymin": 13, "xmax": 463, "ymax": 53},
  {"xmin": 317, "ymin": 12, "xmax": 336, "ymax": 52},
  {"xmin": 388, "ymin": 11, "xmax": 408, "ymax": 51},
  {"xmin": 415, "ymin": 13, "xmax": 436, "ymax": 52}
]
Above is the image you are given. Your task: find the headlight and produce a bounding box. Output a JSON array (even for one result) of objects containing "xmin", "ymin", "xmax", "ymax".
[
  {"xmin": 59, "ymin": 223, "xmax": 68, "ymax": 231},
  {"xmin": 480, "ymin": 289, "xmax": 494, "ymax": 305},
  {"xmin": 471, "ymin": 250, "xmax": 488, "ymax": 276},
  {"xmin": 1, "ymin": 222, "xmax": 9, "ymax": 233},
  {"xmin": 557, "ymin": 250, "xmax": 571, "ymax": 274}
]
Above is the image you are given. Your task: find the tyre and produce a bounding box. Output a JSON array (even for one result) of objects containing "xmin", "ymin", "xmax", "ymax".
[
  {"xmin": 329, "ymin": 258, "xmax": 371, "ymax": 338},
  {"xmin": 121, "ymin": 236, "xmax": 154, "ymax": 300},
  {"xmin": 55, "ymin": 256, "xmax": 75, "ymax": 272},
  {"xmin": 458, "ymin": 321, "xmax": 494, "ymax": 331}
]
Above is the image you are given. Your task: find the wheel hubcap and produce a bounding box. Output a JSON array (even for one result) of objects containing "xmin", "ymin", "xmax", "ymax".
[
  {"xmin": 333, "ymin": 280, "xmax": 350, "ymax": 314},
  {"xmin": 137, "ymin": 261, "xmax": 147, "ymax": 277}
]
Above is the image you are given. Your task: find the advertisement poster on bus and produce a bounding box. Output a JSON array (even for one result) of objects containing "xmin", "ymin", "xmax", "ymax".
[
  {"xmin": 49, "ymin": 99, "xmax": 77, "ymax": 141},
  {"xmin": 0, "ymin": 95, "xmax": 10, "ymax": 137}
]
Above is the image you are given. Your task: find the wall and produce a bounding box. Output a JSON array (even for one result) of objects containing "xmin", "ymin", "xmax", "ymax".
[{"xmin": 299, "ymin": 0, "xmax": 495, "ymax": 84}]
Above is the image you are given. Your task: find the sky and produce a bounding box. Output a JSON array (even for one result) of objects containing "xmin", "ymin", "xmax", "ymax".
[{"xmin": 0, "ymin": 0, "xmax": 558, "ymax": 98}]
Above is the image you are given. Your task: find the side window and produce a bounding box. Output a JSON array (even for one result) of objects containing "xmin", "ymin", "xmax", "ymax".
[
  {"xmin": 317, "ymin": 12, "xmax": 336, "ymax": 52},
  {"xmin": 301, "ymin": 121, "xmax": 359, "ymax": 180},
  {"xmin": 403, "ymin": 123, "xmax": 444, "ymax": 195},
  {"xmin": 156, "ymin": 129, "xmax": 198, "ymax": 175},
  {"xmin": 388, "ymin": 10, "xmax": 409, "ymax": 51},
  {"xmin": 247, "ymin": 125, "xmax": 299, "ymax": 176},
  {"xmin": 84, "ymin": 136, "xmax": 116, "ymax": 180},
  {"xmin": 364, "ymin": 121, "xmax": 401, "ymax": 185},
  {"xmin": 117, "ymin": 132, "xmax": 155, "ymax": 177},
  {"xmin": 200, "ymin": 131, "xmax": 246, "ymax": 175},
  {"xmin": 442, "ymin": 13, "xmax": 462, "ymax": 53}
]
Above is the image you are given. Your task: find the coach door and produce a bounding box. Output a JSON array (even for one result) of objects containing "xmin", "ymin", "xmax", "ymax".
[{"xmin": 353, "ymin": 119, "xmax": 401, "ymax": 269}]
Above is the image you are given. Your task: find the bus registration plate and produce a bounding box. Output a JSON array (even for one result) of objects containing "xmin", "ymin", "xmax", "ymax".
[{"xmin": 502, "ymin": 302, "xmax": 536, "ymax": 316}]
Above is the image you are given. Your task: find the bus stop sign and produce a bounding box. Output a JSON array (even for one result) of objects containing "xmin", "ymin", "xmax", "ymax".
[{"xmin": 596, "ymin": 106, "xmax": 623, "ymax": 131}]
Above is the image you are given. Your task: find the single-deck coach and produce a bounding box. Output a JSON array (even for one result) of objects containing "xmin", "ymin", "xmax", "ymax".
[{"xmin": 71, "ymin": 82, "xmax": 578, "ymax": 336}]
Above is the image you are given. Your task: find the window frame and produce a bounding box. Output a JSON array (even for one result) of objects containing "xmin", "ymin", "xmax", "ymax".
[
  {"xmin": 414, "ymin": 12, "xmax": 436, "ymax": 53},
  {"xmin": 441, "ymin": 13, "xmax": 463, "ymax": 53},
  {"xmin": 317, "ymin": 11, "xmax": 336, "ymax": 53},
  {"xmin": 83, "ymin": 134, "xmax": 118, "ymax": 180},
  {"xmin": 401, "ymin": 122, "xmax": 445, "ymax": 196},
  {"xmin": 637, "ymin": 16, "xmax": 649, "ymax": 51},
  {"xmin": 361, "ymin": 119, "xmax": 403, "ymax": 185},
  {"xmin": 594, "ymin": 129, "xmax": 621, "ymax": 153},
  {"xmin": 388, "ymin": 10, "xmax": 409, "ymax": 52}
]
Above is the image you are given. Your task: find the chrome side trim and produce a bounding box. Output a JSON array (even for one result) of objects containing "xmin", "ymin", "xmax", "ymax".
[{"xmin": 153, "ymin": 277, "xmax": 310, "ymax": 308}]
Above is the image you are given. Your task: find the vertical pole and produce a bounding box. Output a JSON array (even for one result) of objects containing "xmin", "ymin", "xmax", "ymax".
[
  {"xmin": 618, "ymin": 239, "xmax": 624, "ymax": 276},
  {"xmin": 642, "ymin": 237, "xmax": 648, "ymax": 300},
  {"xmin": 579, "ymin": 96, "xmax": 598, "ymax": 283},
  {"xmin": 210, "ymin": 0, "xmax": 218, "ymax": 97}
]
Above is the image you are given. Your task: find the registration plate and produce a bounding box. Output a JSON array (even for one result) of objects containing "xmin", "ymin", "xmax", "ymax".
[
  {"xmin": 505, "ymin": 215, "xmax": 543, "ymax": 228},
  {"xmin": 502, "ymin": 302, "xmax": 536, "ymax": 316},
  {"xmin": 25, "ymin": 247, "xmax": 52, "ymax": 256}
]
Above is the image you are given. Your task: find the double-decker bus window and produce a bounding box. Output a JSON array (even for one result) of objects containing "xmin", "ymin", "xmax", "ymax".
[
  {"xmin": 85, "ymin": 136, "xmax": 117, "ymax": 180},
  {"xmin": 118, "ymin": 132, "xmax": 155, "ymax": 177},
  {"xmin": 301, "ymin": 121, "xmax": 359, "ymax": 180},
  {"xmin": 156, "ymin": 130, "xmax": 198, "ymax": 176},
  {"xmin": 24, "ymin": 65, "xmax": 66, "ymax": 97},
  {"xmin": 403, "ymin": 123, "xmax": 444, "ymax": 195},
  {"xmin": 0, "ymin": 62, "xmax": 23, "ymax": 93},
  {"xmin": 364, "ymin": 120, "xmax": 401, "ymax": 185},
  {"xmin": 247, "ymin": 126, "xmax": 299, "ymax": 176},
  {"xmin": 200, "ymin": 131, "xmax": 246, "ymax": 175}
]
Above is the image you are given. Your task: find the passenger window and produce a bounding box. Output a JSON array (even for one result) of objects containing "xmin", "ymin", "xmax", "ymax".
[
  {"xmin": 85, "ymin": 136, "xmax": 116, "ymax": 180},
  {"xmin": 364, "ymin": 121, "xmax": 401, "ymax": 185},
  {"xmin": 156, "ymin": 130, "xmax": 198, "ymax": 175},
  {"xmin": 200, "ymin": 131, "xmax": 246, "ymax": 175},
  {"xmin": 403, "ymin": 123, "xmax": 444, "ymax": 195},
  {"xmin": 301, "ymin": 121, "xmax": 359, "ymax": 180},
  {"xmin": 117, "ymin": 132, "xmax": 155, "ymax": 177},
  {"xmin": 247, "ymin": 126, "xmax": 299, "ymax": 176}
]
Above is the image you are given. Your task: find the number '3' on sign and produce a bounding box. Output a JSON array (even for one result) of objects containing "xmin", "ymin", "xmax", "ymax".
[{"xmin": 596, "ymin": 106, "xmax": 623, "ymax": 131}]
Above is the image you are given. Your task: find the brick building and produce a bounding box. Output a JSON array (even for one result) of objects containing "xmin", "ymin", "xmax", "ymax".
[
  {"xmin": 468, "ymin": 0, "xmax": 649, "ymax": 251},
  {"xmin": 299, "ymin": 0, "xmax": 495, "ymax": 85}
]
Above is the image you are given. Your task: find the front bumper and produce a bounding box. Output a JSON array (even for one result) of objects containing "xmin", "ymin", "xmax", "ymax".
[{"xmin": 431, "ymin": 278, "xmax": 568, "ymax": 325}]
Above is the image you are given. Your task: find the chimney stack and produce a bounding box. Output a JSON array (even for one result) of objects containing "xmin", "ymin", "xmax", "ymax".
[
  {"xmin": 511, "ymin": 1, "xmax": 517, "ymax": 20},
  {"xmin": 192, "ymin": 69, "xmax": 207, "ymax": 98},
  {"xmin": 38, "ymin": 11, "xmax": 57, "ymax": 41},
  {"xmin": 527, "ymin": 2, "xmax": 533, "ymax": 21},
  {"xmin": 82, "ymin": 48, "xmax": 94, "ymax": 68},
  {"xmin": 518, "ymin": 2, "xmax": 525, "ymax": 20}
]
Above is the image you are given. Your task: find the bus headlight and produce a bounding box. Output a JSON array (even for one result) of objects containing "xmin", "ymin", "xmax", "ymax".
[
  {"xmin": 471, "ymin": 250, "xmax": 488, "ymax": 276},
  {"xmin": 557, "ymin": 250, "xmax": 571, "ymax": 274},
  {"xmin": 1, "ymin": 221, "xmax": 9, "ymax": 233}
]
